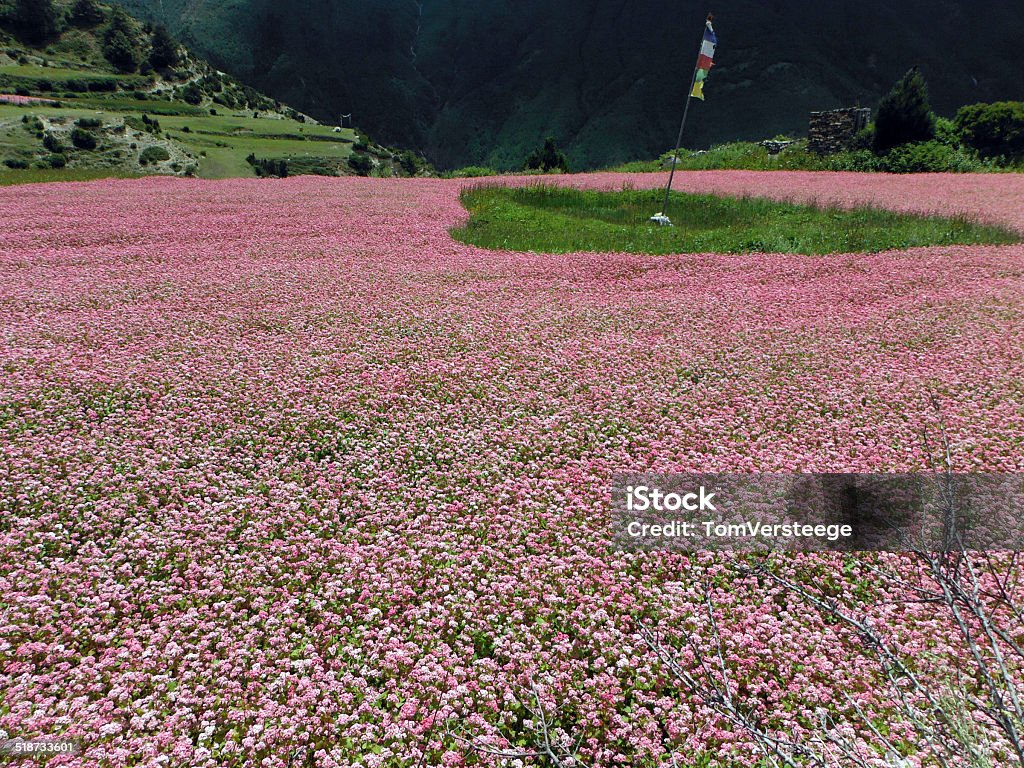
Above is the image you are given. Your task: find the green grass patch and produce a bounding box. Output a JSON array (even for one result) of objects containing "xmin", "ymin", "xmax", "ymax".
[
  {"xmin": 0, "ymin": 167, "xmax": 142, "ymax": 186},
  {"xmin": 0, "ymin": 64, "xmax": 122, "ymax": 80},
  {"xmin": 157, "ymin": 114, "xmax": 355, "ymax": 178},
  {"xmin": 57, "ymin": 96, "xmax": 211, "ymax": 116},
  {"xmin": 452, "ymin": 185, "xmax": 1020, "ymax": 255}
]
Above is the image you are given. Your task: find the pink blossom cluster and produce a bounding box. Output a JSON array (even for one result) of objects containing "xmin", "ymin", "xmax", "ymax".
[{"xmin": 1, "ymin": 171, "xmax": 1023, "ymax": 766}]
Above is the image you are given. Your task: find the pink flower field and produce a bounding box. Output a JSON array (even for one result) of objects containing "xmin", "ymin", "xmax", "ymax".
[
  {"xmin": 1, "ymin": 171, "xmax": 1023, "ymax": 766},
  {"xmin": 0, "ymin": 94, "xmax": 58, "ymax": 106}
]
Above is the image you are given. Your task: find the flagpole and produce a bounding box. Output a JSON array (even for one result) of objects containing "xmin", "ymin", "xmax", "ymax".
[{"xmin": 656, "ymin": 13, "xmax": 714, "ymax": 223}]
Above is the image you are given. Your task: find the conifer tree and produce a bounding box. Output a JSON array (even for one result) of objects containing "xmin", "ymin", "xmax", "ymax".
[
  {"xmin": 524, "ymin": 137, "xmax": 570, "ymax": 172},
  {"xmin": 874, "ymin": 67, "xmax": 937, "ymax": 152},
  {"xmin": 103, "ymin": 7, "xmax": 144, "ymax": 73},
  {"xmin": 149, "ymin": 24, "xmax": 181, "ymax": 70}
]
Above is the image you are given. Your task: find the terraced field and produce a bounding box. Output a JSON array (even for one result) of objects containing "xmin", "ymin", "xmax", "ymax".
[{"xmin": 1, "ymin": 100, "xmax": 356, "ymax": 181}]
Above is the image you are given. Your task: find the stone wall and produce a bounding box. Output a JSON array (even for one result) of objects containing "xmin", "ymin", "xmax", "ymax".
[{"xmin": 808, "ymin": 108, "xmax": 871, "ymax": 155}]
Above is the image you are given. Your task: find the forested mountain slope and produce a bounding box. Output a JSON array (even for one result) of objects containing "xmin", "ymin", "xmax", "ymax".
[{"xmin": 118, "ymin": 0, "xmax": 1024, "ymax": 169}]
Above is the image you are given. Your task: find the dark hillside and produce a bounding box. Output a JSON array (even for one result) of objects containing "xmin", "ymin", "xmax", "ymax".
[{"xmin": 117, "ymin": 0, "xmax": 1024, "ymax": 169}]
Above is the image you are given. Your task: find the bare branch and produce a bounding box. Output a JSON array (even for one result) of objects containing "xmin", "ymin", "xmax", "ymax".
[{"xmin": 447, "ymin": 678, "xmax": 587, "ymax": 767}]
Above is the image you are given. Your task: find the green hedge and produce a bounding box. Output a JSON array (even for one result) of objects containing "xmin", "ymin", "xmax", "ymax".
[
  {"xmin": 877, "ymin": 141, "xmax": 984, "ymax": 173},
  {"xmin": 0, "ymin": 74, "xmax": 152, "ymax": 94},
  {"xmin": 70, "ymin": 127, "xmax": 98, "ymax": 150}
]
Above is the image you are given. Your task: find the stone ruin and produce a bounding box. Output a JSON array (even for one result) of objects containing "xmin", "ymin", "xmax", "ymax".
[
  {"xmin": 808, "ymin": 107, "xmax": 871, "ymax": 155},
  {"xmin": 760, "ymin": 139, "xmax": 794, "ymax": 155}
]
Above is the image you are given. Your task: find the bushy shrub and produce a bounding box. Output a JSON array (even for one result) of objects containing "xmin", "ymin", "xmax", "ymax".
[
  {"xmin": 22, "ymin": 115, "xmax": 44, "ymax": 135},
  {"xmin": 874, "ymin": 68, "xmax": 936, "ymax": 153},
  {"xmin": 769, "ymin": 142, "xmax": 833, "ymax": 170},
  {"xmin": 246, "ymin": 154, "xmax": 289, "ymax": 177},
  {"xmin": 3, "ymin": 158, "xmax": 30, "ymax": 169},
  {"xmin": 933, "ymin": 117, "xmax": 961, "ymax": 148},
  {"xmin": 286, "ymin": 157, "xmax": 342, "ymax": 177},
  {"xmin": 954, "ymin": 101, "xmax": 1024, "ymax": 161},
  {"xmin": 139, "ymin": 145, "xmax": 170, "ymax": 165},
  {"xmin": 653, "ymin": 142, "xmax": 829, "ymax": 172},
  {"xmin": 71, "ymin": 0, "xmax": 105, "ymax": 26},
  {"xmin": 396, "ymin": 149, "xmax": 426, "ymax": 177},
  {"xmin": 75, "ymin": 117, "xmax": 102, "ymax": 129},
  {"xmin": 180, "ymin": 83, "xmax": 203, "ymax": 105},
  {"xmin": 46, "ymin": 152, "xmax": 66, "ymax": 168},
  {"xmin": 878, "ymin": 141, "xmax": 982, "ymax": 173},
  {"xmin": 104, "ymin": 29, "xmax": 143, "ymax": 72},
  {"xmin": 525, "ymin": 136, "xmax": 569, "ymax": 173},
  {"xmin": 87, "ymin": 78, "xmax": 118, "ymax": 92},
  {"xmin": 70, "ymin": 127, "xmax": 97, "ymax": 149},
  {"xmin": 444, "ymin": 166, "xmax": 498, "ymax": 178},
  {"xmin": 851, "ymin": 124, "xmax": 875, "ymax": 151},
  {"xmin": 827, "ymin": 149, "xmax": 881, "ymax": 172},
  {"xmin": 199, "ymin": 74, "xmax": 223, "ymax": 93},
  {"xmin": 42, "ymin": 132, "xmax": 64, "ymax": 152},
  {"xmin": 348, "ymin": 153, "xmax": 373, "ymax": 176}
]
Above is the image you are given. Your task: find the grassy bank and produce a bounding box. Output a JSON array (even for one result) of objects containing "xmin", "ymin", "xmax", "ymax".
[
  {"xmin": 607, "ymin": 140, "xmax": 1021, "ymax": 175},
  {"xmin": 0, "ymin": 166, "xmax": 141, "ymax": 185}
]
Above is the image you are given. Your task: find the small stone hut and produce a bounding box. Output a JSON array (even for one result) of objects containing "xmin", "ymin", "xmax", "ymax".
[{"xmin": 808, "ymin": 108, "xmax": 871, "ymax": 154}]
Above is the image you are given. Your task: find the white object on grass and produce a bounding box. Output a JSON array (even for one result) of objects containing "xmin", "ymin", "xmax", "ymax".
[{"xmin": 649, "ymin": 213, "xmax": 673, "ymax": 227}]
